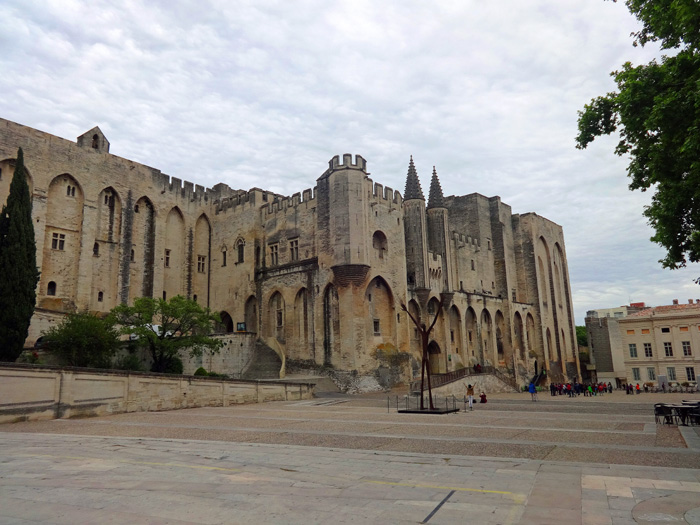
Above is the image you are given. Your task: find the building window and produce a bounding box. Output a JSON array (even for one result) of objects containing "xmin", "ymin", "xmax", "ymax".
[
  {"xmin": 163, "ymin": 291, "xmax": 167, "ymax": 300},
  {"xmin": 130, "ymin": 249, "xmax": 135, "ymax": 262},
  {"xmin": 632, "ymin": 368, "xmax": 640, "ymax": 381},
  {"xmin": 664, "ymin": 342, "xmax": 673, "ymax": 357},
  {"xmin": 512, "ymin": 289, "xmax": 516, "ymax": 302},
  {"xmin": 276, "ymin": 308, "xmax": 283, "ymax": 328},
  {"xmin": 644, "ymin": 343, "xmax": 653, "ymax": 357},
  {"xmin": 222, "ymin": 249, "xmax": 227, "ymax": 267},
  {"xmin": 450, "ymin": 330, "xmax": 455, "ymax": 343},
  {"xmin": 626, "ymin": 330, "xmax": 635, "ymax": 335},
  {"xmin": 134, "ymin": 204, "xmax": 139, "ymax": 213},
  {"xmin": 687, "ymin": 367, "xmax": 696, "ymax": 381},
  {"xmin": 193, "ymin": 294, "xmax": 197, "ymax": 303},
  {"xmin": 471, "ymin": 260, "xmax": 475, "ymax": 271},
  {"xmin": 661, "ymin": 327, "xmax": 670, "ymax": 333},
  {"xmin": 197, "ymin": 255, "xmax": 206, "ymax": 273},
  {"xmin": 667, "ymin": 367, "xmax": 676, "ymax": 381},
  {"xmin": 92, "ymin": 134, "xmax": 99, "ymax": 149},
  {"xmin": 47, "ymin": 281, "xmax": 57, "ymax": 296},
  {"xmin": 269, "ymin": 244, "xmax": 278, "ymax": 265},
  {"xmin": 373, "ymin": 319, "xmax": 380, "ymax": 335},
  {"xmin": 629, "ymin": 343, "xmax": 637, "ymax": 358},
  {"xmin": 164, "ymin": 249, "xmax": 171, "ymax": 268},
  {"xmin": 487, "ymin": 239, "xmax": 491, "ymax": 250},
  {"xmin": 97, "ymin": 291, "xmax": 103, "ymax": 302},
  {"xmin": 641, "ymin": 328, "xmax": 650, "ymax": 334},
  {"xmin": 647, "ymin": 367, "xmax": 656, "ymax": 381},
  {"xmin": 237, "ymin": 239, "xmax": 245, "ymax": 263},
  {"xmin": 51, "ymin": 233, "xmax": 65, "ymax": 250},
  {"xmin": 290, "ymin": 239, "xmax": 299, "ymax": 261},
  {"xmin": 680, "ymin": 326, "xmax": 689, "ymax": 332},
  {"xmin": 93, "ymin": 242, "xmax": 99, "ymax": 256},
  {"xmin": 682, "ymin": 341, "xmax": 692, "ymax": 356}
]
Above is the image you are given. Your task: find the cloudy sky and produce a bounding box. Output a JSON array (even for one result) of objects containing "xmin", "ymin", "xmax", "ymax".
[{"xmin": 1, "ymin": 0, "xmax": 698, "ymax": 323}]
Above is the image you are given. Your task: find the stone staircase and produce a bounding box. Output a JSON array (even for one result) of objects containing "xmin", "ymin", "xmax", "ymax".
[{"xmin": 241, "ymin": 340, "xmax": 283, "ymax": 379}]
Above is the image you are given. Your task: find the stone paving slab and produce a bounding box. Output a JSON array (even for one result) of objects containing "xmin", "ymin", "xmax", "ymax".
[{"xmin": 1, "ymin": 391, "xmax": 700, "ymax": 524}]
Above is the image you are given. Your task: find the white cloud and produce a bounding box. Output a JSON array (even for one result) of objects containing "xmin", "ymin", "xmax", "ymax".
[{"xmin": 1, "ymin": 0, "xmax": 697, "ymax": 323}]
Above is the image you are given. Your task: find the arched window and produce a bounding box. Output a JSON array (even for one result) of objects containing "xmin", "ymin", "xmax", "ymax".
[
  {"xmin": 93, "ymin": 242, "xmax": 99, "ymax": 256},
  {"xmin": 236, "ymin": 239, "xmax": 245, "ymax": 263},
  {"xmin": 66, "ymin": 185, "xmax": 71, "ymax": 196},
  {"xmin": 91, "ymin": 134, "xmax": 99, "ymax": 149},
  {"xmin": 222, "ymin": 247, "xmax": 227, "ymax": 267},
  {"xmin": 372, "ymin": 231, "xmax": 388, "ymax": 258},
  {"xmin": 47, "ymin": 281, "xmax": 57, "ymax": 296},
  {"xmin": 97, "ymin": 291, "xmax": 103, "ymax": 302}
]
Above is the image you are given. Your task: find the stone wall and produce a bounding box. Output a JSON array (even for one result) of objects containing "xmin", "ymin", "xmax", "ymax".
[{"xmin": 0, "ymin": 364, "xmax": 313, "ymax": 424}]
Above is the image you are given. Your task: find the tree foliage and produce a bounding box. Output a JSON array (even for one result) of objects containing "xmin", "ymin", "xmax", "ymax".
[
  {"xmin": 42, "ymin": 312, "xmax": 120, "ymax": 368},
  {"xmin": 576, "ymin": 326, "xmax": 588, "ymax": 347},
  {"xmin": 0, "ymin": 148, "xmax": 40, "ymax": 361},
  {"xmin": 576, "ymin": 0, "xmax": 700, "ymax": 270},
  {"xmin": 110, "ymin": 295, "xmax": 222, "ymax": 373}
]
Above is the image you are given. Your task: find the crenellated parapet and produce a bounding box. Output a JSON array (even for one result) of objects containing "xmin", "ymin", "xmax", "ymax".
[
  {"xmin": 263, "ymin": 187, "xmax": 317, "ymax": 216},
  {"xmin": 318, "ymin": 153, "xmax": 367, "ymax": 179},
  {"xmin": 370, "ymin": 180, "xmax": 402, "ymax": 205},
  {"xmin": 452, "ymin": 231, "xmax": 481, "ymax": 250}
]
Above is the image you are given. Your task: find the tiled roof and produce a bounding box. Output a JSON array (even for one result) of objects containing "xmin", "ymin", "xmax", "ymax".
[{"xmin": 626, "ymin": 303, "xmax": 700, "ymax": 318}]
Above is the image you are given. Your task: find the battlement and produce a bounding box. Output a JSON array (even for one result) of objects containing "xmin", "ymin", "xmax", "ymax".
[
  {"xmin": 452, "ymin": 231, "xmax": 480, "ymax": 249},
  {"xmin": 319, "ymin": 153, "xmax": 367, "ymax": 179},
  {"xmin": 371, "ymin": 181, "xmax": 402, "ymax": 204},
  {"xmin": 264, "ymin": 187, "xmax": 317, "ymax": 215},
  {"xmin": 150, "ymin": 171, "xmax": 219, "ymax": 203}
]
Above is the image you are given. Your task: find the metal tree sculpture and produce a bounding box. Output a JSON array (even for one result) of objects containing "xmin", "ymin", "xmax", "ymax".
[{"xmin": 401, "ymin": 298, "xmax": 443, "ymax": 410}]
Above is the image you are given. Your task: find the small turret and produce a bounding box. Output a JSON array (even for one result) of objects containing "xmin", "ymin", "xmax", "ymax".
[
  {"xmin": 427, "ymin": 166, "xmax": 445, "ymax": 209},
  {"xmin": 404, "ymin": 156, "xmax": 425, "ymax": 201}
]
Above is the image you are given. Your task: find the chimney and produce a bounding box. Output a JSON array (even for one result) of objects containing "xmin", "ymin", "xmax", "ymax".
[
  {"xmin": 690, "ymin": 299, "xmax": 694, "ymax": 304},
  {"xmin": 696, "ymin": 299, "xmax": 700, "ymax": 304},
  {"xmin": 672, "ymin": 299, "xmax": 679, "ymax": 305}
]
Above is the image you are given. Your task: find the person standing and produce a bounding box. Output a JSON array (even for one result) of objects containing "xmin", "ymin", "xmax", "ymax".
[
  {"xmin": 464, "ymin": 383, "xmax": 474, "ymax": 411},
  {"xmin": 528, "ymin": 382, "xmax": 537, "ymax": 402}
]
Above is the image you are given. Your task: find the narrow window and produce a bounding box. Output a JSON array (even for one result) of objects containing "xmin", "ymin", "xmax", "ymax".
[
  {"xmin": 237, "ymin": 240, "xmax": 245, "ymax": 263},
  {"xmin": 512, "ymin": 289, "xmax": 516, "ymax": 302},
  {"xmin": 290, "ymin": 239, "xmax": 299, "ymax": 261},
  {"xmin": 134, "ymin": 204, "xmax": 139, "ymax": 213},
  {"xmin": 647, "ymin": 367, "xmax": 656, "ymax": 381},
  {"xmin": 66, "ymin": 185, "xmax": 71, "ymax": 196},
  {"xmin": 686, "ymin": 367, "xmax": 696, "ymax": 381},
  {"xmin": 193, "ymin": 294, "xmax": 197, "ymax": 303},
  {"xmin": 93, "ymin": 242, "xmax": 99, "ymax": 256},
  {"xmin": 664, "ymin": 342, "xmax": 673, "ymax": 357},
  {"xmin": 667, "ymin": 367, "xmax": 676, "ymax": 381},
  {"xmin": 487, "ymin": 239, "xmax": 491, "ymax": 250},
  {"xmin": 269, "ymin": 243, "xmax": 278, "ymax": 265},
  {"xmin": 163, "ymin": 291, "xmax": 167, "ymax": 300},
  {"xmin": 97, "ymin": 291, "xmax": 103, "ymax": 302},
  {"xmin": 683, "ymin": 341, "xmax": 692, "ymax": 356},
  {"xmin": 276, "ymin": 308, "xmax": 283, "ymax": 327},
  {"xmin": 629, "ymin": 343, "xmax": 637, "ymax": 358},
  {"xmin": 71, "ymin": 187, "xmax": 75, "ymax": 197},
  {"xmin": 197, "ymin": 255, "xmax": 206, "ymax": 273},
  {"xmin": 130, "ymin": 249, "xmax": 135, "ymax": 262},
  {"xmin": 47, "ymin": 281, "xmax": 57, "ymax": 296},
  {"xmin": 373, "ymin": 319, "xmax": 380, "ymax": 335},
  {"xmin": 164, "ymin": 249, "xmax": 171, "ymax": 268},
  {"xmin": 222, "ymin": 249, "xmax": 227, "ymax": 267},
  {"xmin": 450, "ymin": 330, "xmax": 455, "ymax": 343},
  {"xmin": 91, "ymin": 134, "xmax": 99, "ymax": 149},
  {"xmin": 104, "ymin": 195, "xmax": 109, "ymax": 205},
  {"xmin": 471, "ymin": 260, "xmax": 475, "ymax": 271},
  {"xmin": 632, "ymin": 367, "xmax": 640, "ymax": 381},
  {"xmin": 644, "ymin": 343, "xmax": 653, "ymax": 357}
]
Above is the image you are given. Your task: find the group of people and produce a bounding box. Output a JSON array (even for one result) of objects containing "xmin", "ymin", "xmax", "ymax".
[{"xmin": 549, "ymin": 381, "xmax": 613, "ymax": 397}]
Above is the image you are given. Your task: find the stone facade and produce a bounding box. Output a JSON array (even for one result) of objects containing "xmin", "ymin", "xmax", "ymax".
[
  {"xmin": 0, "ymin": 118, "xmax": 580, "ymax": 386},
  {"xmin": 619, "ymin": 300, "xmax": 700, "ymax": 387}
]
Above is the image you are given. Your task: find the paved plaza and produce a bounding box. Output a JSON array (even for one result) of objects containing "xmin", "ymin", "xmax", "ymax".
[{"xmin": 1, "ymin": 389, "xmax": 699, "ymax": 524}]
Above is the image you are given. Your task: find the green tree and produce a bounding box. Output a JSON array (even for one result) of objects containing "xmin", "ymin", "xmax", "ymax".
[
  {"xmin": 110, "ymin": 296, "xmax": 222, "ymax": 373},
  {"xmin": 42, "ymin": 312, "xmax": 120, "ymax": 368},
  {"xmin": 576, "ymin": 0, "xmax": 700, "ymax": 270},
  {"xmin": 0, "ymin": 148, "xmax": 40, "ymax": 361},
  {"xmin": 576, "ymin": 326, "xmax": 588, "ymax": 347}
]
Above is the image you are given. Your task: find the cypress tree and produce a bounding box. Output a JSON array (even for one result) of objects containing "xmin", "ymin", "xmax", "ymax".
[{"xmin": 0, "ymin": 148, "xmax": 39, "ymax": 361}]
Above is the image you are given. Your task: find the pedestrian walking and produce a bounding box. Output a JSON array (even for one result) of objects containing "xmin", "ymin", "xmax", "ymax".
[
  {"xmin": 529, "ymin": 382, "xmax": 537, "ymax": 402},
  {"xmin": 464, "ymin": 383, "xmax": 474, "ymax": 411}
]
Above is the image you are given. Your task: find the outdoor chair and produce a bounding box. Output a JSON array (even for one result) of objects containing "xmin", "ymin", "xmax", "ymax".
[{"xmin": 654, "ymin": 404, "xmax": 676, "ymax": 425}]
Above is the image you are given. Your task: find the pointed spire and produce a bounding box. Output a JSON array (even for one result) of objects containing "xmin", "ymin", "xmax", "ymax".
[
  {"xmin": 403, "ymin": 156, "xmax": 425, "ymax": 200},
  {"xmin": 427, "ymin": 166, "xmax": 445, "ymax": 209}
]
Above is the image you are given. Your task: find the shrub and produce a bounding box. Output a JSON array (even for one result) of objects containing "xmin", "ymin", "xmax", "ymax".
[
  {"xmin": 113, "ymin": 353, "xmax": 143, "ymax": 371},
  {"xmin": 161, "ymin": 356, "xmax": 183, "ymax": 374},
  {"xmin": 194, "ymin": 367, "xmax": 209, "ymax": 376}
]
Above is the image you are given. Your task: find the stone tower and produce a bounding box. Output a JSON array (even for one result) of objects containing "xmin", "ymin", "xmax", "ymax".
[
  {"xmin": 426, "ymin": 167, "xmax": 454, "ymax": 292},
  {"xmin": 403, "ymin": 157, "xmax": 429, "ymax": 291}
]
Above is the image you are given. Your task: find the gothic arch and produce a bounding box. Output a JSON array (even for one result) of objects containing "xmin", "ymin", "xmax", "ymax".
[
  {"xmin": 480, "ymin": 308, "xmax": 493, "ymax": 365},
  {"xmin": 163, "ymin": 207, "xmax": 185, "ymax": 299},
  {"xmin": 291, "ymin": 287, "xmax": 310, "ymax": 359},
  {"xmin": 91, "ymin": 187, "xmax": 122, "ymax": 312},
  {"xmin": 365, "ymin": 276, "xmax": 395, "ymax": 343},
  {"xmin": 495, "ymin": 310, "xmax": 511, "ymax": 365},
  {"xmin": 427, "ymin": 340, "xmax": 441, "ymax": 375},
  {"xmin": 465, "ymin": 306, "xmax": 477, "ymax": 363},
  {"xmin": 219, "ymin": 311, "xmax": 234, "ymax": 333},
  {"xmin": 193, "ymin": 214, "xmax": 211, "ymax": 305},
  {"xmin": 513, "ymin": 311, "xmax": 525, "ymax": 360},
  {"xmin": 372, "ymin": 230, "xmax": 388, "ymax": 259},
  {"xmin": 267, "ymin": 291, "xmax": 285, "ymax": 343},
  {"xmin": 41, "ymin": 174, "xmax": 84, "ymax": 305},
  {"xmin": 449, "ymin": 305, "xmax": 464, "ymax": 367},
  {"xmin": 129, "ymin": 196, "xmax": 156, "ymax": 301}
]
